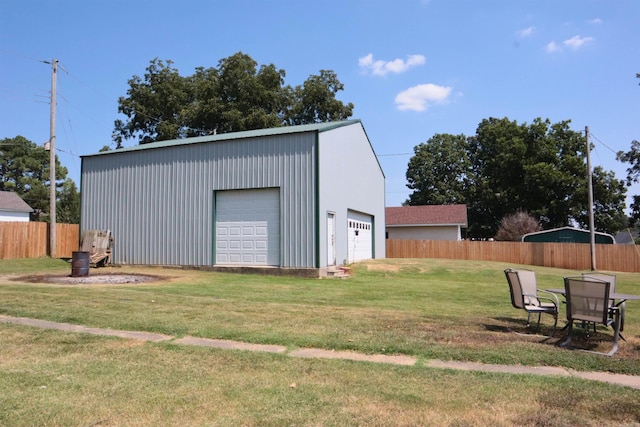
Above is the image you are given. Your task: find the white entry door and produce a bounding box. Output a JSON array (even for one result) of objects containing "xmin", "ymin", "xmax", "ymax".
[
  {"xmin": 215, "ymin": 188, "xmax": 280, "ymax": 266},
  {"xmin": 327, "ymin": 212, "xmax": 336, "ymax": 266}
]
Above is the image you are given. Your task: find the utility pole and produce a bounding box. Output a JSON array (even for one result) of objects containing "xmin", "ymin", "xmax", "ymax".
[
  {"xmin": 47, "ymin": 59, "xmax": 58, "ymax": 258},
  {"xmin": 586, "ymin": 126, "xmax": 596, "ymax": 271}
]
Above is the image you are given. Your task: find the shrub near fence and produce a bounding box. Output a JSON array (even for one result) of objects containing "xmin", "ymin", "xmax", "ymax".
[
  {"xmin": 386, "ymin": 239, "xmax": 640, "ymax": 273},
  {"xmin": 0, "ymin": 222, "xmax": 79, "ymax": 260}
]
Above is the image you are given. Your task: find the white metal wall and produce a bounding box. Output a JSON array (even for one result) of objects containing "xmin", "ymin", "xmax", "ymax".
[{"xmin": 316, "ymin": 122, "xmax": 386, "ymax": 266}]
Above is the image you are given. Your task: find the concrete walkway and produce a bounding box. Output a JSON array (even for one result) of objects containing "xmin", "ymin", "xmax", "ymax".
[{"xmin": 1, "ymin": 314, "xmax": 639, "ymax": 391}]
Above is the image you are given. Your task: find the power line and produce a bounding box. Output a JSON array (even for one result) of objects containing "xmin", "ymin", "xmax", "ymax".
[
  {"xmin": 62, "ymin": 65, "xmax": 112, "ymax": 100},
  {"xmin": 0, "ymin": 88, "xmax": 38, "ymax": 102},
  {"xmin": 588, "ymin": 131, "xmax": 619, "ymax": 156},
  {"xmin": 57, "ymin": 97, "xmax": 80, "ymax": 163},
  {"xmin": 58, "ymin": 63, "xmax": 217, "ymax": 141},
  {"xmin": 55, "ymin": 146, "xmax": 80, "ymax": 157},
  {"xmin": 0, "ymin": 48, "xmax": 42, "ymax": 62},
  {"xmin": 377, "ymin": 152, "xmax": 413, "ymax": 157}
]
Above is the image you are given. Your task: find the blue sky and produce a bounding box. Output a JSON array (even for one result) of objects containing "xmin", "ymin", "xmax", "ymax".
[{"xmin": 1, "ymin": 0, "xmax": 639, "ymax": 209}]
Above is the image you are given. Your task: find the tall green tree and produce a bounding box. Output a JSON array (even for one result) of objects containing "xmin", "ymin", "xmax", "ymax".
[
  {"xmin": 616, "ymin": 73, "xmax": 640, "ymax": 225},
  {"xmin": 113, "ymin": 52, "xmax": 354, "ymax": 145},
  {"xmin": 113, "ymin": 59, "xmax": 191, "ymax": 145},
  {"xmin": 575, "ymin": 167, "xmax": 628, "ymax": 233},
  {"xmin": 405, "ymin": 134, "xmax": 471, "ymax": 205},
  {"xmin": 57, "ymin": 179, "xmax": 81, "ymax": 224},
  {"xmin": 0, "ymin": 136, "xmax": 78, "ymax": 222},
  {"xmin": 286, "ymin": 70, "xmax": 354, "ymax": 125},
  {"xmin": 472, "ymin": 118, "xmax": 588, "ymax": 232},
  {"xmin": 617, "ymin": 139, "xmax": 640, "ymax": 225},
  {"xmin": 182, "ymin": 65, "xmax": 223, "ymax": 137},
  {"xmin": 406, "ymin": 118, "xmax": 627, "ymax": 238},
  {"xmin": 215, "ymin": 52, "xmax": 288, "ymax": 132}
]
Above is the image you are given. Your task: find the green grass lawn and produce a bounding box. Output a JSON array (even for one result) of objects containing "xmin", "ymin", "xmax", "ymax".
[{"xmin": 1, "ymin": 257, "xmax": 639, "ymax": 426}]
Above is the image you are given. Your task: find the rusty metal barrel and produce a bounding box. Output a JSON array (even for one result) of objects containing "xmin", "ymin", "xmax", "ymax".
[{"xmin": 71, "ymin": 251, "xmax": 90, "ymax": 277}]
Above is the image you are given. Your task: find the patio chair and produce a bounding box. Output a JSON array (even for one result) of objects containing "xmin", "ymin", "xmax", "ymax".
[
  {"xmin": 582, "ymin": 272, "xmax": 624, "ymax": 331},
  {"xmin": 504, "ymin": 268, "xmax": 559, "ymax": 334},
  {"xmin": 560, "ymin": 276, "xmax": 621, "ymax": 357},
  {"xmin": 581, "ymin": 272, "xmax": 616, "ymax": 292}
]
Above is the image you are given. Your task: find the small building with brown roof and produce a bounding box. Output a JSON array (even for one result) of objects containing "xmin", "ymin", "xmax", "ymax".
[
  {"xmin": 0, "ymin": 191, "xmax": 33, "ymax": 222},
  {"xmin": 385, "ymin": 204, "xmax": 467, "ymax": 241}
]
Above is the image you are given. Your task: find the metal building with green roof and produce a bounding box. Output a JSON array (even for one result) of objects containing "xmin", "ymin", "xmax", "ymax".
[
  {"xmin": 80, "ymin": 120, "xmax": 385, "ymax": 275},
  {"xmin": 522, "ymin": 226, "xmax": 615, "ymax": 244}
]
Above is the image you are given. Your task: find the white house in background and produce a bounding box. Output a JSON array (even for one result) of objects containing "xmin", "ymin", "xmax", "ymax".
[
  {"xmin": 386, "ymin": 205, "xmax": 468, "ymax": 241},
  {"xmin": 0, "ymin": 191, "xmax": 33, "ymax": 222},
  {"xmin": 80, "ymin": 120, "xmax": 386, "ymax": 276}
]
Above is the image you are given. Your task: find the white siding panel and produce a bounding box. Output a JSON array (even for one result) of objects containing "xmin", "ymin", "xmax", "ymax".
[
  {"xmin": 317, "ymin": 123, "xmax": 386, "ymax": 266},
  {"xmin": 0, "ymin": 212, "xmax": 30, "ymax": 222}
]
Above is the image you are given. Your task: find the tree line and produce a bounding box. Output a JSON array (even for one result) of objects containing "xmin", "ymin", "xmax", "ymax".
[
  {"xmin": 111, "ymin": 52, "xmax": 354, "ymax": 146},
  {"xmin": 0, "ymin": 135, "xmax": 79, "ymax": 223},
  {"xmin": 404, "ymin": 117, "xmax": 629, "ymax": 239}
]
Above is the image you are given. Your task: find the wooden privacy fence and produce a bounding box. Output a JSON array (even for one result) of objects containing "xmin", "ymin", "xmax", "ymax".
[
  {"xmin": 386, "ymin": 239, "xmax": 640, "ymax": 273},
  {"xmin": 0, "ymin": 222, "xmax": 79, "ymax": 260}
]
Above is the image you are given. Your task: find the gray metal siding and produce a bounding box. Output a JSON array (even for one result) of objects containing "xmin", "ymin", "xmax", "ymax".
[{"xmin": 81, "ymin": 134, "xmax": 317, "ymax": 267}]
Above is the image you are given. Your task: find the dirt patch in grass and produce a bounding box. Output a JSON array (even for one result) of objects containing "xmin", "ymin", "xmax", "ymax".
[
  {"xmin": 362, "ymin": 263, "xmax": 401, "ymax": 273},
  {"xmin": 10, "ymin": 273, "xmax": 166, "ymax": 285}
]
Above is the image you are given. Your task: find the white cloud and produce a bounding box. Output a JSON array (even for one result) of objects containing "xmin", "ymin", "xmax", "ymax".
[
  {"xmin": 394, "ymin": 83, "xmax": 452, "ymax": 112},
  {"xmin": 563, "ymin": 35, "xmax": 594, "ymax": 49},
  {"xmin": 588, "ymin": 18, "xmax": 602, "ymax": 24},
  {"xmin": 359, "ymin": 53, "xmax": 426, "ymax": 76},
  {"xmin": 545, "ymin": 35, "xmax": 593, "ymax": 53},
  {"xmin": 517, "ymin": 26, "xmax": 535, "ymax": 38},
  {"xmin": 545, "ymin": 41, "xmax": 561, "ymax": 53}
]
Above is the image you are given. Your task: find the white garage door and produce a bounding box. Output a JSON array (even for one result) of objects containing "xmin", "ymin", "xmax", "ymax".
[
  {"xmin": 216, "ymin": 188, "xmax": 280, "ymax": 266},
  {"xmin": 347, "ymin": 210, "xmax": 373, "ymax": 263}
]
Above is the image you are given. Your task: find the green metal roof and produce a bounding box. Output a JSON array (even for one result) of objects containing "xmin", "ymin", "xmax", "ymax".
[{"xmin": 83, "ymin": 119, "xmax": 363, "ymax": 158}]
